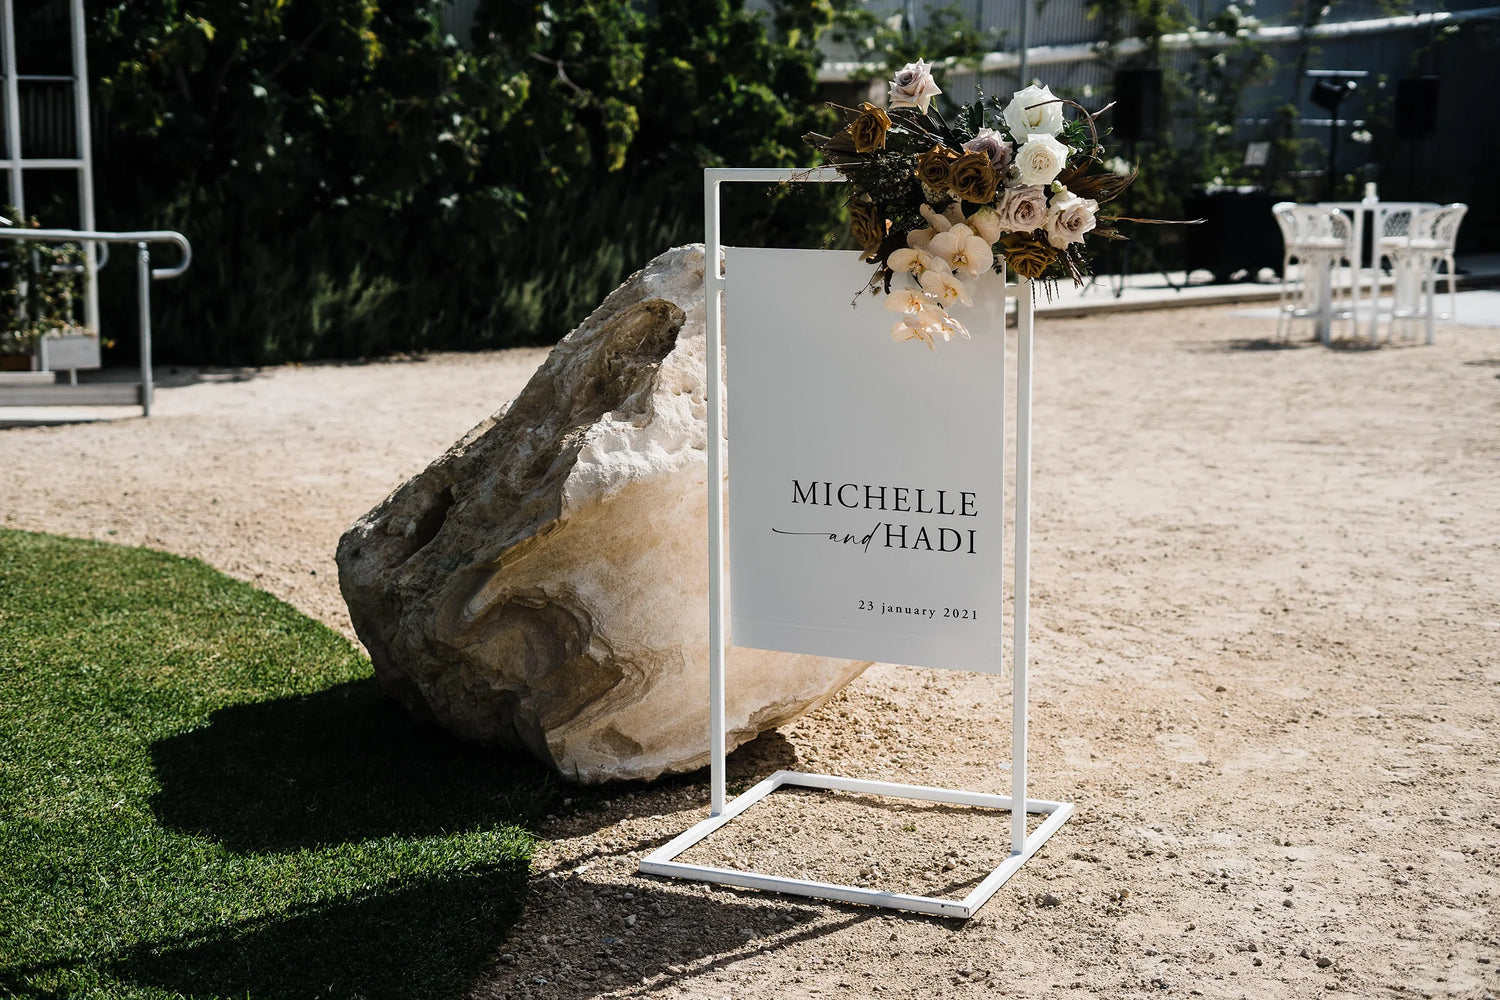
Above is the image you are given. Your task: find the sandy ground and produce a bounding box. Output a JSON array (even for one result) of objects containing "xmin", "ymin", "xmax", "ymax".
[{"xmin": 2, "ymin": 305, "xmax": 1498, "ymax": 1000}]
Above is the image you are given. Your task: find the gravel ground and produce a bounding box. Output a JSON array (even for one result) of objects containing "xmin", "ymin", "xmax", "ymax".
[{"xmin": 3, "ymin": 304, "xmax": 1497, "ymax": 1000}]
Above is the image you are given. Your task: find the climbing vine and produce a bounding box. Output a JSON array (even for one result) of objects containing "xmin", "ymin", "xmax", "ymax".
[{"xmin": 0, "ymin": 210, "xmax": 88, "ymax": 357}]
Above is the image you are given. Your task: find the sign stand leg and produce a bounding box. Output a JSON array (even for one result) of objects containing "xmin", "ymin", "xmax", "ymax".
[
  {"xmin": 1012, "ymin": 277, "xmax": 1034, "ymax": 858},
  {"xmin": 704, "ymin": 176, "xmax": 728, "ymax": 818},
  {"xmin": 641, "ymin": 170, "xmax": 1072, "ymax": 919}
]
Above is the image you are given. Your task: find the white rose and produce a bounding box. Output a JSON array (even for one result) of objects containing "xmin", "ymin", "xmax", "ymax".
[
  {"xmin": 1003, "ymin": 84, "xmax": 1065, "ymax": 139},
  {"xmin": 889, "ymin": 59, "xmax": 943, "ymax": 114},
  {"xmin": 1044, "ymin": 190, "xmax": 1099, "ymax": 249},
  {"xmin": 1014, "ymin": 134, "xmax": 1071, "ymax": 187}
]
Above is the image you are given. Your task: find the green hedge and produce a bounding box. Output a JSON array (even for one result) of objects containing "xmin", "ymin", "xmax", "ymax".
[{"xmin": 89, "ymin": 1, "xmax": 849, "ymax": 365}]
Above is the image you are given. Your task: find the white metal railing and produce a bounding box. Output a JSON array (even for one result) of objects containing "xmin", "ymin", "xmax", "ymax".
[{"xmin": 0, "ymin": 227, "xmax": 191, "ymax": 416}]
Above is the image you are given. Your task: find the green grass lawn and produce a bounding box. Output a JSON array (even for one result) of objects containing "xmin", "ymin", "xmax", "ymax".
[{"xmin": 0, "ymin": 528, "xmax": 560, "ymax": 999}]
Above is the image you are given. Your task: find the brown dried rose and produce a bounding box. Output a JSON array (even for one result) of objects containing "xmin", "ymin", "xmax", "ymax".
[
  {"xmin": 947, "ymin": 151, "xmax": 998, "ymax": 204},
  {"xmin": 847, "ymin": 103, "xmax": 892, "ymax": 153},
  {"xmin": 915, "ymin": 145, "xmax": 957, "ymax": 190},
  {"xmin": 849, "ymin": 200, "xmax": 886, "ymax": 259},
  {"xmin": 999, "ymin": 232, "xmax": 1058, "ymax": 280}
]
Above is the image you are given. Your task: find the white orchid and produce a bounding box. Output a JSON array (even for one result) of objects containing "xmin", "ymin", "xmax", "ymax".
[
  {"xmin": 883, "ymin": 286, "xmax": 929, "ymax": 315},
  {"xmin": 938, "ymin": 312, "xmax": 971, "ymax": 340},
  {"xmin": 890, "ymin": 314, "xmax": 939, "ymax": 350},
  {"xmin": 888, "ymin": 247, "xmax": 947, "ymax": 278},
  {"xmin": 927, "ymin": 223, "xmax": 994, "ymax": 278},
  {"xmin": 920, "ymin": 269, "xmax": 973, "ymax": 308},
  {"xmin": 919, "ymin": 203, "xmax": 954, "ymax": 233}
]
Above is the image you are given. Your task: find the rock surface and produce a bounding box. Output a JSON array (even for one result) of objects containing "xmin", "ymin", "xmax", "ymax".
[{"xmin": 336, "ymin": 245, "xmax": 870, "ymax": 782}]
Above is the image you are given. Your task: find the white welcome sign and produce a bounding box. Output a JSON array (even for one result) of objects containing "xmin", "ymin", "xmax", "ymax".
[
  {"xmin": 725, "ymin": 247, "xmax": 1006, "ymax": 673},
  {"xmin": 641, "ymin": 167, "xmax": 1072, "ymax": 922}
]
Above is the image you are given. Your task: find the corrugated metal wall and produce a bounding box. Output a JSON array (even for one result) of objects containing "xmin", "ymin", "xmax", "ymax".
[{"xmin": 909, "ymin": 0, "xmax": 1495, "ymax": 209}]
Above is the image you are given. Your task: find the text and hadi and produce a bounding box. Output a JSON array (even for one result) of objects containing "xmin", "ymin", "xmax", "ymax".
[{"xmin": 774, "ymin": 479, "xmax": 979, "ymax": 555}]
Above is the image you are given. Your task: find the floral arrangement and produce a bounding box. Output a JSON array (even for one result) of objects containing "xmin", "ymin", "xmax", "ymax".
[{"xmin": 804, "ymin": 59, "xmax": 1142, "ymax": 348}]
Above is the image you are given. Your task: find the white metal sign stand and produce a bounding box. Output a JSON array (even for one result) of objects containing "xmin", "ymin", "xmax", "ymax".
[{"xmin": 639, "ymin": 167, "xmax": 1072, "ymax": 919}]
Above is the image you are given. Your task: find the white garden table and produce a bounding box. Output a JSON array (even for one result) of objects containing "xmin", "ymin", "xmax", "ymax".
[{"xmin": 1317, "ymin": 199, "xmax": 1439, "ymax": 340}]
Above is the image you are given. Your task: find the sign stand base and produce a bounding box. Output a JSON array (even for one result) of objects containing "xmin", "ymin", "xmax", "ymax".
[
  {"xmin": 640, "ymin": 770, "xmax": 1073, "ymax": 919},
  {"xmin": 639, "ymin": 168, "xmax": 1071, "ymax": 919}
]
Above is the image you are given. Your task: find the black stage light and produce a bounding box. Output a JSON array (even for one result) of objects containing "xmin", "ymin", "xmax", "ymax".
[{"xmin": 1310, "ymin": 77, "xmax": 1357, "ymax": 112}]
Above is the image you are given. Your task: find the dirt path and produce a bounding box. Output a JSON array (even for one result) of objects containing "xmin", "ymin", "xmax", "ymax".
[{"xmin": 3, "ymin": 305, "xmax": 1497, "ymax": 999}]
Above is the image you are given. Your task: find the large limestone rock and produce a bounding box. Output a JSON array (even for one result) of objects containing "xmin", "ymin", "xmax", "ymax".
[{"xmin": 337, "ymin": 245, "xmax": 870, "ymax": 782}]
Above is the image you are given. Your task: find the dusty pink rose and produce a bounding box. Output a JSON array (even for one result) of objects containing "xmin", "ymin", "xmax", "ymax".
[
  {"xmin": 996, "ymin": 185, "xmax": 1048, "ymax": 232},
  {"xmin": 962, "ymin": 128, "xmax": 1014, "ymax": 173},
  {"xmin": 889, "ymin": 59, "xmax": 943, "ymax": 114},
  {"xmin": 1045, "ymin": 190, "xmax": 1099, "ymax": 248}
]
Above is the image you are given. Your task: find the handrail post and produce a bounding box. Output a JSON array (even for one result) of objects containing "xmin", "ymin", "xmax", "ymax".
[{"xmin": 137, "ymin": 242, "xmax": 152, "ymax": 416}]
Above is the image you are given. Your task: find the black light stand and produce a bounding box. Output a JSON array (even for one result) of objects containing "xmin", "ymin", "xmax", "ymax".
[{"xmin": 1307, "ymin": 70, "xmax": 1367, "ymax": 198}]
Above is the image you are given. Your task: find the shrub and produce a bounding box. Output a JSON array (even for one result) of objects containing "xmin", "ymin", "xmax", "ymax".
[{"xmin": 90, "ymin": 0, "xmax": 847, "ymax": 365}]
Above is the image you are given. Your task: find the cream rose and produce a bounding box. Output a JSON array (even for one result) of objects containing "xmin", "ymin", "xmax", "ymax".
[
  {"xmin": 995, "ymin": 185, "xmax": 1048, "ymax": 232},
  {"xmin": 1003, "ymin": 84, "xmax": 1065, "ymax": 139},
  {"xmin": 889, "ymin": 59, "xmax": 943, "ymax": 114},
  {"xmin": 1014, "ymin": 133, "xmax": 1070, "ymax": 187},
  {"xmin": 967, "ymin": 205, "xmax": 1004, "ymax": 245},
  {"xmin": 1045, "ymin": 190, "xmax": 1099, "ymax": 249}
]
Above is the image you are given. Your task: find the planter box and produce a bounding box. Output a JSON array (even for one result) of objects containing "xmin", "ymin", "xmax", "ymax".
[{"xmin": 36, "ymin": 330, "xmax": 101, "ymax": 372}]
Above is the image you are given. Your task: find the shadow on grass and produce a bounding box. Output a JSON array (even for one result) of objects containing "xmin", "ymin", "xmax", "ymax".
[
  {"xmin": 150, "ymin": 678, "xmax": 559, "ymax": 853},
  {"xmin": 106, "ymin": 865, "xmax": 527, "ymax": 1000}
]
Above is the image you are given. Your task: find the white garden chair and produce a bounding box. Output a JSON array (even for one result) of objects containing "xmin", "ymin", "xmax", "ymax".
[
  {"xmin": 1387, "ymin": 204, "xmax": 1467, "ymax": 344},
  {"xmin": 1273, "ymin": 202, "xmax": 1355, "ymax": 344}
]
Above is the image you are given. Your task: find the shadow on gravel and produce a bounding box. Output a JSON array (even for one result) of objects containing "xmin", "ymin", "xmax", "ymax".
[
  {"xmin": 149, "ymin": 677, "xmax": 560, "ymax": 852},
  {"xmin": 1222, "ymin": 337, "xmax": 1305, "ymax": 352},
  {"xmin": 1182, "ymin": 336, "xmax": 1308, "ymax": 353},
  {"xmin": 477, "ymin": 875, "xmax": 879, "ymax": 998}
]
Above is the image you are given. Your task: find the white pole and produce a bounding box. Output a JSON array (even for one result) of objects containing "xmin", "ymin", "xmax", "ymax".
[
  {"xmin": 1, "ymin": 0, "xmax": 23, "ymax": 214},
  {"xmin": 136, "ymin": 242, "xmax": 152, "ymax": 416},
  {"xmin": 1018, "ymin": 0, "xmax": 1030, "ymax": 85},
  {"xmin": 1011, "ymin": 277, "xmax": 1034, "ymax": 857},
  {"xmin": 704, "ymin": 172, "xmax": 727, "ymax": 817},
  {"xmin": 70, "ymin": 0, "xmax": 99, "ymax": 337}
]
